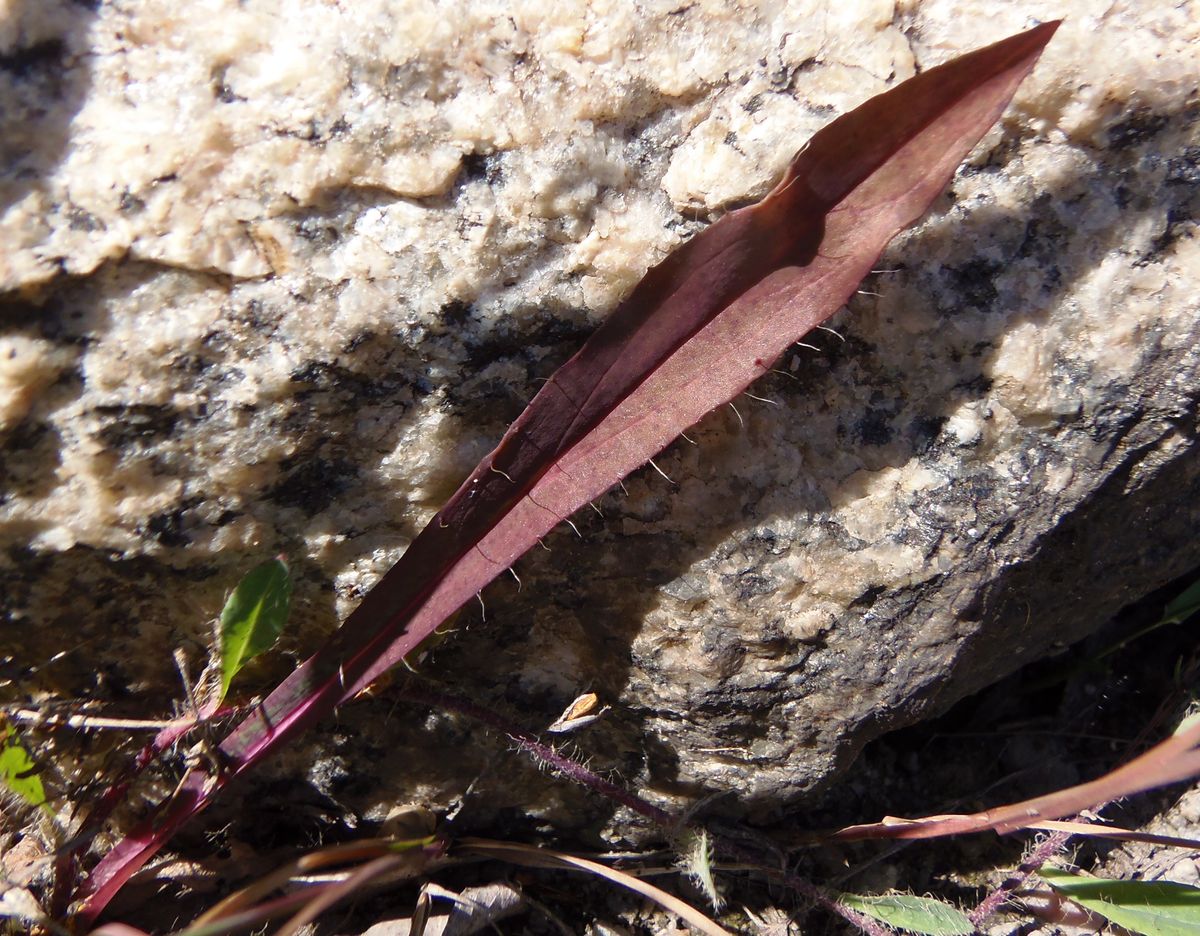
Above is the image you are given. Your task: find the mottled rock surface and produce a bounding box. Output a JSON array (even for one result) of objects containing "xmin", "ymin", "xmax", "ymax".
[{"xmin": 1, "ymin": 0, "xmax": 1197, "ymax": 837}]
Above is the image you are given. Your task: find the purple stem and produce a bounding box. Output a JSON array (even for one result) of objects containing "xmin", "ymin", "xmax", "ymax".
[
  {"xmin": 396, "ymin": 684, "xmax": 675, "ymax": 828},
  {"xmin": 398, "ymin": 683, "xmax": 888, "ymax": 936},
  {"xmin": 969, "ymin": 828, "xmax": 1073, "ymax": 927},
  {"xmin": 50, "ymin": 705, "xmax": 242, "ymax": 916}
]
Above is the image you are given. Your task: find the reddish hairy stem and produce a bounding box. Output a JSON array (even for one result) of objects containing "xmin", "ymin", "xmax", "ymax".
[
  {"xmin": 396, "ymin": 684, "xmax": 676, "ymax": 828},
  {"xmin": 969, "ymin": 827, "xmax": 1076, "ymax": 927},
  {"xmin": 403, "ymin": 683, "xmax": 891, "ymax": 936}
]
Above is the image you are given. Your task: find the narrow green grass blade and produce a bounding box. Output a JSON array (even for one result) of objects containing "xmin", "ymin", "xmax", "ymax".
[
  {"xmin": 1096, "ymin": 575, "xmax": 1200, "ymax": 665},
  {"xmin": 1163, "ymin": 578, "xmax": 1200, "ymax": 626},
  {"xmin": 0, "ymin": 727, "xmax": 48, "ymax": 809},
  {"xmin": 837, "ymin": 893, "xmax": 973, "ymax": 935},
  {"xmin": 218, "ymin": 557, "xmax": 292, "ymax": 700},
  {"xmin": 1041, "ymin": 867, "xmax": 1200, "ymax": 936}
]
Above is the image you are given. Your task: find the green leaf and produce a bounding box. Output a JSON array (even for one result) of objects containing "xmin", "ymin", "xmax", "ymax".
[
  {"xmin": 1163, "ymin": 577, "xmax": 1200, "ymax": 626},
  {"xmin": 218, "ymin": 557, "xmax": 292, "ymax": 701},
  {"xmin": 0, "ymin": 727, "xmax": 48, "ymax": 810},
  {"xmin": 838, "ymin": 893, "xmax": 973, "ymax": 935},
  {"xmin": 1041, "ymin": 867, "xmax": 1200, "ymax": 936}
]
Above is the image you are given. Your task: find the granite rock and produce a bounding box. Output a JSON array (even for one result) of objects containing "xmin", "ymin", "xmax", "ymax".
[{"xmin": 1, "ymin": 0, "xmax": 1198, "ymax": 835}]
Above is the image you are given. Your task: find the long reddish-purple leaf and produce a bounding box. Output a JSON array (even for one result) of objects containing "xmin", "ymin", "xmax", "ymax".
[
  {"xmin": 829, "ymin": 714, "xmax": 1200, "ymax": 843},
  {"xmin": 76, "ymin": 21, "xmax": 1059, "ymax": 921}
]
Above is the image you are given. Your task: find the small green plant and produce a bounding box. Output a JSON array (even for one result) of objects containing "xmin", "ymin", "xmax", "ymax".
[
  {"xmin": 215, "ymin": 555, "xmax": 292, "ymax": 704},
  {"xmin": 0, "ymin": 557, "xmax": 296, "ymax": 924},
  {"xmin": 0, "ymin": 723, "xmax": 48, "ymax": 813}
]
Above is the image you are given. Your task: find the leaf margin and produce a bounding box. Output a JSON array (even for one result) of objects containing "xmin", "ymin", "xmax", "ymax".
[
  {"xmin": 838, "ymin": 892, "xmax": 974, "ymax": 936},
  {"xmin": 1040, "ymin": 866, "xmax": 1200, "ymax": 936}
]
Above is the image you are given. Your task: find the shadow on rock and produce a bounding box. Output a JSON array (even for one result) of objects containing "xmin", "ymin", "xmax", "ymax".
[{"xmin": 0, "ymin": 1, "xmax": 97, "ymax": 217}]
